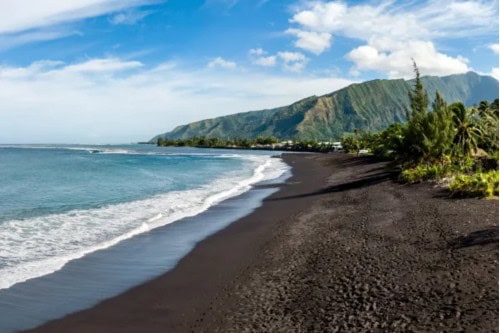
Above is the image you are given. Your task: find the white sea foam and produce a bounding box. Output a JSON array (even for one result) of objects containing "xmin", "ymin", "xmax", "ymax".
[{"xmin": 0, "ymin": 155, "xmax": 288, "ymax": 290}]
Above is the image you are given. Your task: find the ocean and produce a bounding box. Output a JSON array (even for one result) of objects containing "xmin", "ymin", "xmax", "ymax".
[{"xmin": 0, "ymin": 145, "xmax": 289, "ymax": 331}]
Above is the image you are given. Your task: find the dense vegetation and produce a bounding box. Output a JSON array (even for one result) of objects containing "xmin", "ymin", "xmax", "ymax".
[
  {"xmin": 151, "ymin": 72, "xmax": 498, "ymax": 142},
  {"xmin": 153, "ymin": 65, "xmax": 498, "ymax": 197},
  {"xmin": 341, "ymin": 63, "xmax": 499, "ymax": 198},
  {"xmin": 156, "ymin": 136, "xmax": 339, "ymax": 153}
]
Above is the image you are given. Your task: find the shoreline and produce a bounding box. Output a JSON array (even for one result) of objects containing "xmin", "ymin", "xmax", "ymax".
[
  {"xmin": 28, "ymin": 153, "xmax": 330, "ymax": 332},
  {"xmin": 0, "ymin": 150, "xmax": 289, "ymax": 332},
  {"xmin": 29, "ymin": 153, "xmax": 498, "ymax": 332}
]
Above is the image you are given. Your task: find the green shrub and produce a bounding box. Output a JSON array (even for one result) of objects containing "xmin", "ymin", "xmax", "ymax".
[
  {"xmin": 400, "ymin": 164, "xmax": 452, "ymax": 183},
  {"xmin": 401, "ymin": 166, "xmax": 426, "ymax": 183},
  {"xmin": 449, "ymin": 170, "xmax": 499, "ymax": 197}
]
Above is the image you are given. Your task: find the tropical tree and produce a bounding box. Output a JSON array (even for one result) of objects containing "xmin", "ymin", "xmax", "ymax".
[
  {"xmin": 400, "ymin": 78, "xmax": 455, "ymax": 164},
  {"xmin": 400, "ymin": 62, "xmax": 427, "ymax": 161},
  {"xmin": 478, "ymin": 100, "xmax": 490, "ymax": 117},
  {"xmin": 370, "ymin": 123, "xmax": 406, "ymax": 160},
  {"xmin": 421, "ymin": 92, "xmax": 455, "ymax": 162},
  {"xmin": 341, "ymin": 135, "xmax": 361, "ymax": 154},
  {"xmin": 450, "ymin": 102, "xmax": 482, "ymax": 157},
  {"xmin": 407, "ymin": 60, "xmax": 428, "ymax": 118},
  {"xmin": 477, "ymin": 99, "xmax": 499, "ymax": 155}
]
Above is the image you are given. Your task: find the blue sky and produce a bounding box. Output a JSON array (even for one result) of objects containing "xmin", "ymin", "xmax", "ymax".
[{"xmin": 0, "ymin": 0, "xmax": 498, "ymax": 143}]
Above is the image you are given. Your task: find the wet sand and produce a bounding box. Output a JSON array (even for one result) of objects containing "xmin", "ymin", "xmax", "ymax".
[{"xmin": 30, "ymin": 154, "xmax": 498, "ymax": 332}]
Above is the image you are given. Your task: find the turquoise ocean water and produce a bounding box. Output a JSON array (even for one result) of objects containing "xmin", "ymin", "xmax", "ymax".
[{"xmin": 0, "ymin": 145, "xmax": 289, "ymax": 331}]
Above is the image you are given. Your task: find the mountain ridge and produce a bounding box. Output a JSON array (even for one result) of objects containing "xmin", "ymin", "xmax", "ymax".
[{"xmin": 150, "ymin": 72, "xmax": 499, "ymax": 142}]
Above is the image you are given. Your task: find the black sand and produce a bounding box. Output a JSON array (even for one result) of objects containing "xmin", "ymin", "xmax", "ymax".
[{"xmin": 30, "ymin": 154, "xmax": 499, "ymax": 332}]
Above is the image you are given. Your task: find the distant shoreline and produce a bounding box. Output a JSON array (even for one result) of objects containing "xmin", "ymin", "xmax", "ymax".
[
  {"xmin": 30, "ymin": 153, "xmax": 498, "ymax": 332},
  {"xmin": 140, "ymin": 141, "xmax": 345, "ymax": 154}
]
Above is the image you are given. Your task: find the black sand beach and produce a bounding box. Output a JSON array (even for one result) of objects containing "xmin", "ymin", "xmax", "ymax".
[{"xmin": 30, "ymin": 153, "xmax": 499, "ymax": 332}]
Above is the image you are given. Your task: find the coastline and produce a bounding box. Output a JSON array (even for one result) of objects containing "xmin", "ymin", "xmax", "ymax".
[
  {"xmin": 0, "ymin": 149, "xmax": 288, "ymax": 332},
  {"xmin": 29, "ymin": 153, "xmax": 498, "ymax": 332}
]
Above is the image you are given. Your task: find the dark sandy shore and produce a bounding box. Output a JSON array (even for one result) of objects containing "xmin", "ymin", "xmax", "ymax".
[{"xmin": 30, "ymin": 154, "xmax": 498, "ymax": 332}]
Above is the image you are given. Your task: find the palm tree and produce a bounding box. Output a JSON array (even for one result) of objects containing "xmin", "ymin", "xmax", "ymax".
[
  {"xmin": 478, "ymin": 102, "xmax": 499, "ymax": 154},
  {"xmin": 450, "ymin": 102, "xmax": 482, "ymax": 157}
]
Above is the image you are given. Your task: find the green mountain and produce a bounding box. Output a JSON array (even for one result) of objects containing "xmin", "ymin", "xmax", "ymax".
[{"xmin": 150, "ymin": 72, "xmax": 499, "ymax": 142}]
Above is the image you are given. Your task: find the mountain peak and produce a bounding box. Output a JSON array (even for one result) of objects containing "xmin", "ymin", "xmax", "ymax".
[{"xmin": 150, "ymin": 72, "xmax": 499, "ymax": 142}]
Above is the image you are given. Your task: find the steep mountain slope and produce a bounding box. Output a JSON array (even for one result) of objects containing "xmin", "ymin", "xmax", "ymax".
[{"xmin": 151, "ymin": 72, "xmax": 498, "ymax": 141}]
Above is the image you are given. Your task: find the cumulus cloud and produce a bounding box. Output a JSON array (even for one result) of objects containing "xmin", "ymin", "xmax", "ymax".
[
  {"xmin": 277, "ymin": 51, "xmax": 307, "ymax": 63},
  {"xmin": 277, "ymin": 51, "xmax": 309, "ymax": 72},
  {"xmin": 0, "ymin": 57, "xmax": 354, "ymax": 143},
  {"xmin": 253, "ymin": 56, "xmax": 277, "ymax": 67},
  {"xmin": 249, "ymin": 48, "xmax": 277, "ymax": 67},
  {"xmin": 249, "ymin": 49, "xmax": 310, "ymax": 71},
  {"xmin": 286, "ymin": 29, "xmax": 331, "ymax": 55},
  {"xmin": 249, "ymin": 49, "xmax": 309, "ymax": 71},
  {"xmin": 287, "ymin": 0, "xmax": 498, "ymax": 77},
  {"xmin": 290, "ymin": 0, "xmax": 497, "ymax": 43},
  {"xmin": 347, "ymin": 39, "xmax": 470, "ymax": 79},
  {"xmin": 207, "ymin": 57, "xmax": 237, "ymax": 69}
]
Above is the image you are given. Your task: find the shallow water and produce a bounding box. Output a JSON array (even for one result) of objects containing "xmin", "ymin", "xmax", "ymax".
[{"xmin": 0, "ymin": 145, "xmax": 290, "ymax": 331}]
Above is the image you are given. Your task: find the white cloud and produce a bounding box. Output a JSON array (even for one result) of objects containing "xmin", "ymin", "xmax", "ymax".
[
  {"xmin": 277, "ymin": 51, "xmax": 309, "ymax": 72},
  {"xmin": 64, "ymin": 58, "xmax": 143, "ymax": 72},
  {"xmin": 0, "ymin": 57, "xmax": 355, "ymax": 143},
  {"xmin": 0, "ymin": 60, "xmax": 64, "ymax": 79},
  {"xmin": 253, "ymin": 56, "xmax": 277, "ymax": 67},
  {"xmin": 347, "ymin": 39, "xmax": 470, "ymax": 79},
  {"xmin": 290, "ymin": 0, "xmax": 498, "ymax": 43},
  {"xmin": 283, "ymin": 61, "xmax": 307, "ymax": 73},
  {"xmin": 207, "ymin": 57, "xmax": 237, "ymax": 69},
  {"xmin": 109, "ymin": 10, "xmax": 152, "ymax": 25},
  {"xmin": 249, "ymin": 48, "xmax": 265, "ymax": 56},
  {"xmin": 0, "ymin": 0, "xmax": 155, "ymax": 49},
  {"xmin": 489, "ymin": 43, "xmax": 499, "ymax": 54},
  {"xmin": 0, "ymin": 29, "xmax": 79, "ymax": 51},
  {"xmin": 248, "ymin": 48, "xmax": 277, "ymax": 67},
  {"xmin": 248, "ymin": 49, "xmax": 309, "ymax": 72},
  {"xmin": 0, "ymin": 0, "xmax": 155, "ymax": 34},
  {"xmin": 288, "ymin": 0, "xmax": 498, "ymax": 77},
  {"xmin": 491, "ymin": 67, "xmax": 500, "ymax": 80},
  {"xmin": 277, "ymin": 51, "xmax": 307, "ymax": 63},
  {"xmin": 286, "ymin": 29, "xmax": 331, "ymax": 55}
]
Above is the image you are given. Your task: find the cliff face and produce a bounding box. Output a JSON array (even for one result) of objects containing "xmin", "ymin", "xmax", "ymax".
[{"xmin": 151, "ymin": 72, "xmax": 499, "ymax": 142}]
